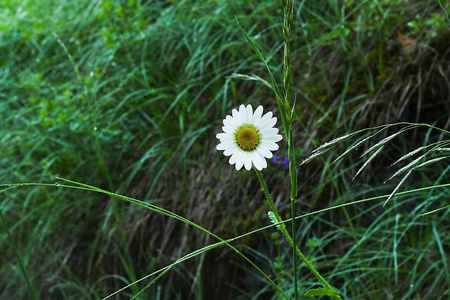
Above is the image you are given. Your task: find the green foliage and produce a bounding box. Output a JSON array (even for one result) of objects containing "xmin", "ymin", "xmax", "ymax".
[{"xmin": 0, "ymin": 0, "xmax": 449, "ymax": 299}]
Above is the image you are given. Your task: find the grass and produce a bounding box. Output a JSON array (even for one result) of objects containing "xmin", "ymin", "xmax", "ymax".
[{"xmin": 1, "ymin": 0, "xmax": 449, "ymax": 299}]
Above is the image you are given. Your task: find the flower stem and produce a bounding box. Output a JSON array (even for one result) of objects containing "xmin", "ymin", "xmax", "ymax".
[{"xmin": 254, "ymin": 169, "xmax": 340, "ymax": 299}]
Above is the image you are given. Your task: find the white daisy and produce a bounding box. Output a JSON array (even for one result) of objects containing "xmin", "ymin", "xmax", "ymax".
[{"xmin": 216, "ymin": 104, "xmax": 283, "ymax": 171}]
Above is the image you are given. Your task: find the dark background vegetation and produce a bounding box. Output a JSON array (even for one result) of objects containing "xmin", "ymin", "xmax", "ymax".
[{"xmin": 1, "ymin": 0, "xmax": 449, "ymax": 299}]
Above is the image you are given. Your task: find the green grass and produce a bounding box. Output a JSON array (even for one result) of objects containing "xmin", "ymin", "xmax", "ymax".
[{"xmin": 1, "ymin": 0, "xmax": 449, "ymax": 299}]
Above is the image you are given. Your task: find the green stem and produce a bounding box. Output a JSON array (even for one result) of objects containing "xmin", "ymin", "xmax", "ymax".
[
  {"xmin": 282, "ymin": 0, "xmax": 298, "ymax": 297},
  {"xmin": 290, "ymin": 197, "xmax": 298, "ymax": 298},
  {"xmin": 255, "ymin": 169, "xmax": 341, "ymax": 299},
  {"xmin": 436, "ymin": 0, "xmax": 450, "ymax": 23}
]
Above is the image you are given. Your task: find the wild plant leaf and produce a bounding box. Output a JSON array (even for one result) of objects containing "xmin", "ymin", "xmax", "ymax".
[
  {"xmin": 332, "ymin": 134, "xmax": 375, "ymax": 164},
  {"xmin": 383, "ymin": 170, "xmax": 412, "ymax": 207},
  {"xmin": 391, "ymin": 146, "xmax": 427, "ymax": 166},
  {"xmin": 312, "ymin": 132, "xmax": 357, "ymax": 154},
  {"xmin": 414, "ymin": 156, "xmax": 448, "ymax": 169},
  {"xmin": 268, "ymin": 211, "xmax": 282, "ymax": 230},
  {"xmin": 362, "ymin": 132, "xmax": 401, "ymax": 157},
  {"xmin": 353, "ymin": 145, "xmax": 385, "ymax": 180},
  {"xmin": 385, "ymin": 154, "xmax": 426, "ymax": 182},
  {"xmin": 304, "ymin": 287, "xmax": 337, "ymax": 297},
  {"xmin": 229, "ymin": 73, "xmax": 272, "ymax": 89}
]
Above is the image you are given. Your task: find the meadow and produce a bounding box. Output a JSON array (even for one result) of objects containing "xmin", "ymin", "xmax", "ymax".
[{"xmin": 1, "ymin": 0, "xmax": 449, "ymax": 299}]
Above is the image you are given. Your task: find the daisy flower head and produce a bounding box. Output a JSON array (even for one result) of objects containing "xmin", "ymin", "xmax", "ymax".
[{"xmin": 216, "ymin": 104, "xmax": 283, "ymax": 171}]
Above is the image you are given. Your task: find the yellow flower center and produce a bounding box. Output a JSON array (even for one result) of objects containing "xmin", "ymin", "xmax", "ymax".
[{"xmin": 235, "ymin": 125, "xmax": 260, "ymax": 151}]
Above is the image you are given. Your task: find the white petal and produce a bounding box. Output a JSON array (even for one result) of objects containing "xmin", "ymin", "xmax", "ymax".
[
  {"xmin": 260, "ymin": 156, "xmax": 268, "ymax": 169},
  {"xmin": 216, "ymin": 132, "xmax": 231, "ymax": 140},
  {"xmin": 235, "ymin": 153, "xmax": 244, "ymax": 170},
  {"xmin": 217, "ymin": 140, "xmax": 235, "ymax": 148},
  {"xmin": 238, "ymin": 104, "xmax": 246, "ymax": 116},
  {"xmin": 223, "ymin": 116, "xmax": 237, "ymax": 132},
  {"xmin": 238, "ymin": 104, "xmax": 249, "ymax": 124},
  {"xmin": 245, "ymin": 104, "xmax": 253, "ymax": 123},
  {"xmin": 232, "ymin": 108, "xmax": 243, "ymax": 125},
  {"xmin": 259, "ymin": 116, "xmax": 277, "ymax": 131},
  {"xmin": 229, "ymin": 153, "xmax": 237, "ymax": 164},
  {"xmin": 263, "ymin": 134, "xmax": 283, "ymax": 143},
  {"xmin": 216, "ymin": 143, "xmax": 226, "ymax": 150},
  {"xmin": 244, "ymin": 152, "xmax": 252, "ymax": 170},
  {"xmin": 252, "ymin": 105, "xmax": 263, "ymax": 124},
  {"xmin": 263, "ymin": 141, "xmax": 279, "ymax": 151},
  {"xmin": 256, "ymin": 144, "xmax": 273, "ymax": 158},
  {"xmin": 223, "ymin": 146, "xmax": 237, "ymax": 156},
  {"xmin": 253, "ymin": 160, "xmax": 262, "ymax": 171},
  {"xmin": 252, "ymin": 152, "xmax": 267, "ymax": 170},
  {"xmin": 217, "ymin": 134, "xmax": 235, "ymax": 143},
  {"xmin": 218, "ymin": 139, "xmax": 237, "ymax": 146},
  {"xmin": 260, "ymin": 128, "xmax": 279, "ymax": 136},
  {"xmin": 256, "ymin": 111, "xmax": 273, "ymax": 129},
  {"xmin": 222, "ymin": 125, "xmax": 233, "ymax": 134},
  {"xmin": 230, "ymin": 151, "xmax": 244, "ymax": 169}
]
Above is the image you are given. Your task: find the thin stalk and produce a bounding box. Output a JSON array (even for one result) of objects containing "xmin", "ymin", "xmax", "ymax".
[
  {"xmin": 436, "ymin": 0, "xmax": 449, "ymax": 23},
  {"xmin": 282, "ymin": 0, "xmax": 298, "ymax": 297},
  {"xmin": 283, "ymin": 0, "xmax": 298, "ymax": 300},
  {"xmin": 255, "ymin": 169, "xmax": 341, "ymax": 298}
]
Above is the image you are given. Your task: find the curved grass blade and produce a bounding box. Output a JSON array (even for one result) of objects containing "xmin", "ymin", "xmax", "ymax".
[
  {"xmin": 2, "ymin": 182, "xmax": 449, "ymax": 235},
  {"xmin": 229, "ymin": 73, "xmax": 272, "ymax": 89},
  {"xmin": 0, "ymin": 182, "xmax": 287, "ymax": 298},
  {"xmin": 312, "ymin": 132, "xmax": 357, "ymax": 154},
  {"xmin": 54, "ymin": 178, "xmax": 288, "ymax": 299},
  {"xmin": 361, "ymin": 131, "xmax": 403, "ymax": 157},
  {"xmin": 415, "ymin": 156, "xmax": 449, "ymax": 169},
  {"xmin": 432, "ymin": 221, "xmax": 449, "ymax": 278},
  {"xmin": 419, "ymin": 205, "xmax": 450, "ymax": 216},
  {"xmin": 300, "ymin": 150, "xmax": 327, "ymax": 165},
  {"xmin": 385, "ymin": 154, "xmax": 426, "ymax": 182},
  {"xmin": 353, "ymin": 145, "xmax": 385, "ymax": 180},
  {"xmin": 2, "ymin": 180, "xmax": 449, "ymax": 298},
  {"xmin": 382, "ymin": 170, "xmax": 413, "ymax": 207},
  {"xmin": 391, "ymin": 146, "xmax": 427, "ymax": 166},
  {"xmin": 332, "ymin": 133, "xmax": 376, "ymax": 164}
]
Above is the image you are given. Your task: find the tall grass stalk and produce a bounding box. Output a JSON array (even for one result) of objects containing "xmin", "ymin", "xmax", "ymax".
[
  {"xmin": 281, "ymin": 0, "xmax": 299, "ymax": 298},
  {"xmin": 238, "ymin": 0, "xmax": 342, "ymax": 296},
  {"xmin": 270, "ymin": 0, "xmax": 340, "ymax": 298}
]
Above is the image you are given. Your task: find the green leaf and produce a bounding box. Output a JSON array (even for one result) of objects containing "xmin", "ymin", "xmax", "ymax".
[
  {"xmin": 268, "ymin": 211, "xmax": 282, "ymax": 230},
  {"xmin": 304, "ymin": 287, "xmax": 337, "ymax": 297}
]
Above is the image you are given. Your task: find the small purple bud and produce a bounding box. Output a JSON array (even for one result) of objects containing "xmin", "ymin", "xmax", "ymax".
[
  {"xmin": 283, "ymin": 157, "xmax": 289, "ymax": 165},
  {"xmin": 277, "ymin": 201, "xmax": 286, "ymax": 208},
  {"xmin": 272, "ymin": 155, "xmax": 281, "ymax": 163}
]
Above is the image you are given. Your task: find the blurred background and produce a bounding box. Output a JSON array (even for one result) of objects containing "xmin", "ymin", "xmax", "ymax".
[{"xmin": 1, "ymin": 0, "xmax": 449, "ymax": 299}]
